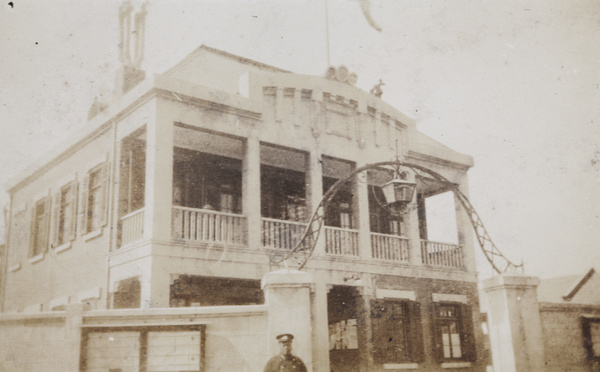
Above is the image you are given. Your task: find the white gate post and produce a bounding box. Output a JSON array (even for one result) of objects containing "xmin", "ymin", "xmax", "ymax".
[
  {"xmin": 483, "ymin": 274, "xmax": 545, "ymax": 372},
  {"xmin": 262, "ymin": 268, "xmax": 314, "ymax": 371}
]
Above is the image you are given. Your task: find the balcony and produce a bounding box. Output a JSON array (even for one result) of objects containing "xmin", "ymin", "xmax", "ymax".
[
  {"xmin": 116, "ymin": 126, "xmax": 467, "ymax": 271},
  {"xmin": 371, "ymin": 233, "xmax": 409, "ymax": 262},
  {"xmin": 172, "ymin": 207, "xmax": 247, "ymax": 245},
  {"xmin": 420, "ymin": 240, "xmax": 464, "ymax": 269},
  {"xmin": 120, "ymin": 208, "xmax": 144, "ymax": 247},
  {"xmin": 261, "ymin": 218, "xmax": 312, "ymax": 251},
  {"xmin": 325, "ymin": 226, "xmax": 359, "ymax": 256},
  {"xmin": 120, "ymin": 210, "xmax": 465, "ymax": 269}
]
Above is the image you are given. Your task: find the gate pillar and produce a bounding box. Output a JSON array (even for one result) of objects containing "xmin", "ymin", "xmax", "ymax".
[
  {"xmin": 262, "ymin": 268, "xmax": 314, "ymax": 371},
  {"xmin": 483, "ymin": 274, "xmax": 545, "ymax": 372}
]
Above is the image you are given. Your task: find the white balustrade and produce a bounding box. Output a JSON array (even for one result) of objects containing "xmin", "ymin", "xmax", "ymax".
[
  {"xmin": 120, "ymin": 208, "xmax": 144, "ymax": 247},
  {"xmin": 172, "ymin": 207, "xmax": 246, "ymax": 245},
  {"xmin": 261, "ymin": 218, "xmax": 311, "ymax": 250},
  {"xmin": 370, "ymin": 233, "xmax": 410, "ymax": 262},
  {"xmin": 421, "ymin": 240, "xmax": 464, "ymax": 268},
  {"xmin": 325, "ymin": 226, "xmax": 359, "ymax": 256}
]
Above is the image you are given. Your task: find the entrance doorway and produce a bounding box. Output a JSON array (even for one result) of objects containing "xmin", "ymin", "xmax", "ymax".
[{"xmin": 327, "ymin": 285, "xmax": 364, "ymax": 372}]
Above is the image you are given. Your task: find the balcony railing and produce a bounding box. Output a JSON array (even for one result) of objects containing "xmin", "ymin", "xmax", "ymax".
[
  {"xmin": 172, "ymin": 206, "xmax": 246, "ymax": 245},
  {"xmin": 261, "ymin": 218, "xmax": 312, "ymax": 251},
  {"xmin": 120, "ymin": 208, "xmax": 144, "ymax": 247},
  {"xmin": 325, "ymin": 226, "xmax": 359, "ymax": 256},
  {"xmin": 371, "ymin": 233, "xmax": 410, "ymax": 262},
  {"xmin": 421, "ymin": 240, "xmax": 464, "ymax": 268}
]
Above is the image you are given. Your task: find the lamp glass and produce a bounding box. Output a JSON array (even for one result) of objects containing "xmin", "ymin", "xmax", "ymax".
[{"xmin": 381, "ymin": 179, "xmax": 416, "ymax": 204}]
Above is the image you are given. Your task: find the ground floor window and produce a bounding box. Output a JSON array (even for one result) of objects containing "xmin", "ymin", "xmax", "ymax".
[
  {"xmin": 371, "ymin": 299, "xmax": 424, "ymax": 364},
  {"xmin": 583, "ymin": 316, "xmax": 600, "ymax": 367},
  {"xmin": 170, "ymin": 275, "xmax": 263, "ymax": 307},
  {"xmin": 113, "ymin": 277, "xmax": 141, "ymax": 309},
  {"xmin": 432, "ymin": 302, "xmax": 476, "ymax": 362}
]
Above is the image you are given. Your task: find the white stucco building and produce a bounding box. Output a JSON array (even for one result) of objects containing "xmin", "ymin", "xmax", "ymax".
[{"xmin": 0, "ymin": 36, "xmax": 485, "ymax": 370}]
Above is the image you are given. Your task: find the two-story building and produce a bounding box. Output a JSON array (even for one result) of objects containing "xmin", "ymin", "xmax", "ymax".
[{"xmin": 0, "ymin": 42, "xmax": 484, "ymax": 371}]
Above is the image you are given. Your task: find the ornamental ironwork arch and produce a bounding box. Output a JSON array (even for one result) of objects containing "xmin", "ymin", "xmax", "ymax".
[{"xmin": 271, "ymin": 161, "xmax": 522, "ymax": 274}]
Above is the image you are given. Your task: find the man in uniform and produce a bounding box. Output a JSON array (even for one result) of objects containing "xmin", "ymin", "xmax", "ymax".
[{"xmin": 263, "ymin": 334, "xmax": 307, "ymax": 372}]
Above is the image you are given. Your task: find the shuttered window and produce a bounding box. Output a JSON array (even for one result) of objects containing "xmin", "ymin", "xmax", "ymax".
[
  {"xmin": 52, "ymin": 180, "xmax": 78, "ymax": 247},
  {"xmin": 80, "ymin": 161, "xmax": 110, "ymax": 235},
  {"xmin": 371, "ymin": 299, "xmax": 424, "ymax": 364},
  {"xmin": 29, "ymin": 196, "xmax": 51, "ymax": 257}
]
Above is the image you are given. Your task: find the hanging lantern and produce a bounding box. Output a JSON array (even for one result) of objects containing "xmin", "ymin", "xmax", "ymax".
[{"xmin": 380, "ymin": 178, "xmax": 416, "ymax": 205}]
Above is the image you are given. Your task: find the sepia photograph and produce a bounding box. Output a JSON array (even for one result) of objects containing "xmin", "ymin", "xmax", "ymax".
[{"xmin": 0, "ymin": 0, "xmax": 599, "ymax": 371}]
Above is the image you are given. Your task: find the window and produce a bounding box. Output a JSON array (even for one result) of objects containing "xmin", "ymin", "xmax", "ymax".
[
  {"xmin": 371, "ymin": 299, "xmax": 423, "ymax": 364},
  {"xmin": 582, "ymin": 317, "xmax": 600, "ymax": 367},
  {"xmin": 113, "ymin": 277, "xmax": 141, "ymax": 309},
  {"xmin": 29, "ymin": 196, "xmax": 51, "ymax": 257},
  {"xmin": 170, "ymin": 275, "xmax": 264, "ymax": 307},
  {"xmin": 432, "ymin": 303, "xmax": 476, "ymax": 362},
  {"xmin": 52, "ymin": 180, "xmax": 78, "ymax": 247},
  {"xmin": 172, "ymin": 148, "xmax": 242, "ymax": 214},
  {"xmin": 80, "ymin": 162, "xmax": 110, "ymax": 235}
]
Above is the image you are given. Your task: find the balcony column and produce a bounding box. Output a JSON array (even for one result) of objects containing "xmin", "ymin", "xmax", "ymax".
[
  {"xmin": 355, "ymin": 164, "xmax": 372, "ymax": 259},
  {"xmin": 405, "ymin": 171, "xmax": 423, "ymax": 266},
  {"xmin": 244, "ymin": 134, "xmax": 262, "ymax": 250},
  {"xmin": 306, "ymin": 150, "xmax": 326, "ymax": 256},
  {"xmin": 143, "ymin": 98, "xmax": 173, "ymax": 242},
  {"xmin": 454, "ymin": 173, "xmax": 477, "ymax": 272}
]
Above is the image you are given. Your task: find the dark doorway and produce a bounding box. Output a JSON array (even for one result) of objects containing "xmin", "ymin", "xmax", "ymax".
[{"xmin": 327, "ymin": 285, "xmax": 365, "ymax": 372}]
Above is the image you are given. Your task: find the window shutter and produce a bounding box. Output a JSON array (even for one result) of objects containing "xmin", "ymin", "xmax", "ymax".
[
  {"xmin": 99, "ymin": 161, "xmax": 110, "ymax": 227},
  {"xmin": 42, "ymin": 195, "xmax": 52, "ymax": 253},
  {"xmin": 28, "ymin": 205, "xmax": 36, "ymax": 257},
  {"xmin": 370, "ymin": 299, "xmax": 388, "ymax": 364},
  {"xmin": 51, "ymin": 192, "xmax": 61, "ymax": 248},
  {"xmin": 430, "ymin": 302, "xmax": 444, "ymax": 362},
  {"xmin": 408, "ymin": 301, "xmax": 425, "ymax": 362},
  {"xmin": 69, "ymin": 180, "xmax": 78, "ymax": 240},
  {"xmin": 79, "ymin": 174, "xmax": 90, "ymax": 235},
  {"xmin": 460, "ymin": 304, "xmax": 476, "ymax": 362}
]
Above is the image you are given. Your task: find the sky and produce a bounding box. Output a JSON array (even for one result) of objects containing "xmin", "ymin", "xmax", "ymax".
[{"xmin": 0, "ymin": 0, "xmax": 599, "ymax": 279}]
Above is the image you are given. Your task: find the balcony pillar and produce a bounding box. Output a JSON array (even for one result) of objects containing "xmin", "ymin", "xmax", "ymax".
[
  {"xmin": 143, "ymin": 98, "xmax": 173, "ymax": 242},
  {"xmin": 405, "ymin": 171, "xmax": 423, "ymax": 266},
  {"xmin": 244, "ymin": 134, "xmax": 262, "ymax": 250},
  {"xmin": 355, "ymin": 166, "xmax": 372, "ymax": 259},
  {"xmin": 307, "ymin": 151, "xmax": 325, "ymax": 256},
  {"xmin": 454, "ymin": 173, "xmax": 477, "ymax": 272}
]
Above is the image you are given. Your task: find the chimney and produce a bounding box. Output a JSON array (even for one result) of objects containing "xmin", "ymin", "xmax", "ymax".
[{"xmin": 114, "ymin": 0, "xmax": 147, "ymax": 97}]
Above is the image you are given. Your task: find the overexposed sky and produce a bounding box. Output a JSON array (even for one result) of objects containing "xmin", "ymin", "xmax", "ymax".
[{"xmin": 1, "ymin": 0, "xmax": 599, "ymax": 279}]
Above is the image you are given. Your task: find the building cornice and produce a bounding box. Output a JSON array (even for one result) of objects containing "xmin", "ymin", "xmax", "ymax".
[{"xmin": 6, "ymin": 74, "xmax": 264, "ymax": 193}]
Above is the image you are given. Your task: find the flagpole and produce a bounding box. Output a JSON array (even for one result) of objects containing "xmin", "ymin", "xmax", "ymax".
[{"xmin": 324, "ymin": 0, "xmax": 331, "ymax": 67}]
